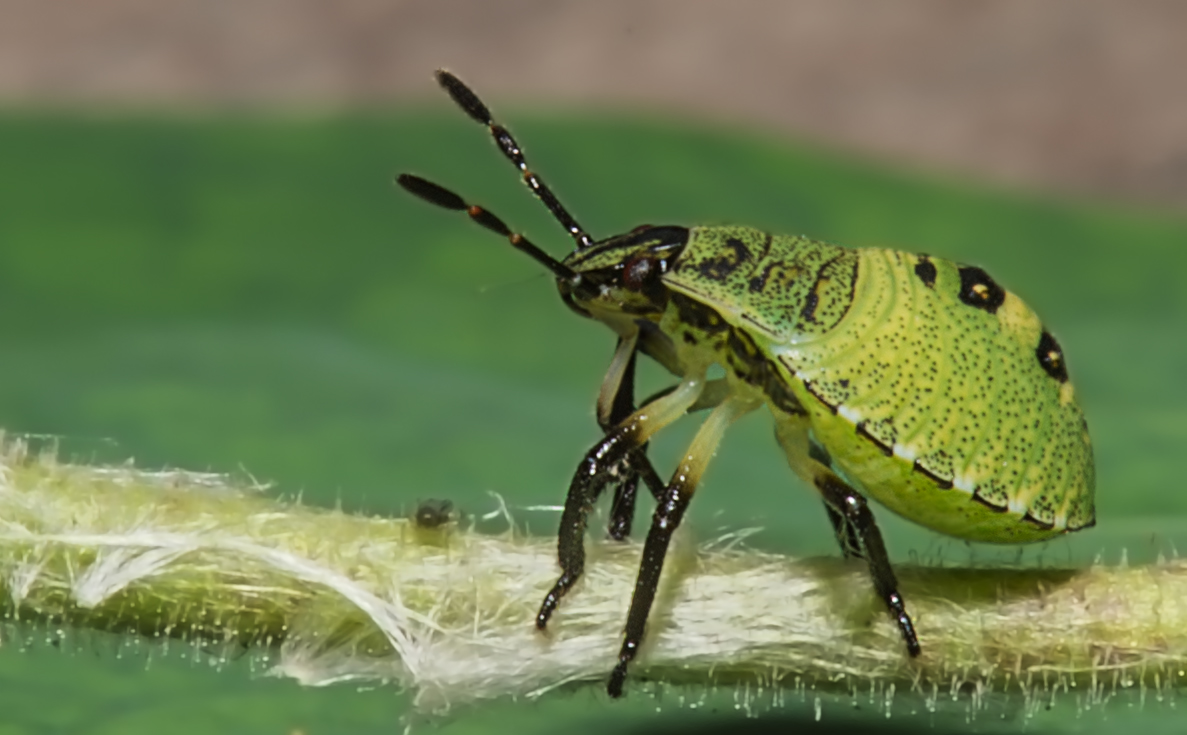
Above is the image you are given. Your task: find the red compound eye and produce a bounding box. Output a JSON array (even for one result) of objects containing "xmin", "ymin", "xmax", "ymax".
[{"xmin": 622, "ymin": 255, "xmax": 656, "ymax": 290}]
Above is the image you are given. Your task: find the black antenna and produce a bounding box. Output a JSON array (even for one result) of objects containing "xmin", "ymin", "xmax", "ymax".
[
  {"xmin": 435, "ymin": 69, "xmax": 595, "ymax": 250},
  {"xmin": 396, "ymin": 174, "xmax": 579, "ymax": 282}
]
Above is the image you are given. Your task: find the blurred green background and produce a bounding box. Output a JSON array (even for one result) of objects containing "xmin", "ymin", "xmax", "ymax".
[{"xmin": 0, "ymin": 107, "xmax": 1185, "ymax": 734}]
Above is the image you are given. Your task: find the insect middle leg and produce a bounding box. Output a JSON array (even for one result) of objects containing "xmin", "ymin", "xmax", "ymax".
[
  {"xmin": 537, "ymin": 373, "xmax": 708, "ymax": 630},
  {"xmin": 607, "ymin": 393, "xmax": 760, "ymax": 697}
]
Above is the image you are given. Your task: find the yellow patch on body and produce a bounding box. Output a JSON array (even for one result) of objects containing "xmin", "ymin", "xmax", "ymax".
[
  {"xmin": 995, "ymin": 291, "xmax": 1042, "ymax": 346},
  {"xmin": 1060, "ymin": 382, "xmax": 1076, "ymax": 406}
]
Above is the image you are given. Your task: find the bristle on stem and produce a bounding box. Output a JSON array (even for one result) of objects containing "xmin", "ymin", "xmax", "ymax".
[{"xmin": 1, "ymin": 432, "xmax": 1184, "ymax": 717}]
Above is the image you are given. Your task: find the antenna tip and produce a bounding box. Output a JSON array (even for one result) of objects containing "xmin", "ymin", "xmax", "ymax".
[
  {"xmin": 434, "ymin": 69, "xmax": 493, "ymax": 126},
  {"xmin": 396, "ymin": 174, "xmax": 468, "ymax": 211}
]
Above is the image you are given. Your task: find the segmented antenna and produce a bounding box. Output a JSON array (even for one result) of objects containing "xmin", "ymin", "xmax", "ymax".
[
  {"xmin": 396, "ymin": 174, "xmax": 579, "ymax": 282},
  {"xmin": 435, "ymin": 69, "xmax": 595, "ymax": 250}
]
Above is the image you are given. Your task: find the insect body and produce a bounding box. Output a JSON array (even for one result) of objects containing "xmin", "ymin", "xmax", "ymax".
[
  {"xmin": 412, "ymin": 498, "xmax": 456, "ymax": 529},
  {"xmin": 398, "ymin": 70, "xmax": 1096, "ymax": 698}
]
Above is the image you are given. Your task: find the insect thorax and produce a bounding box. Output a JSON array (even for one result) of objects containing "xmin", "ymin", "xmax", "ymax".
[
  {"xmin": 654, "ymin": 225, "xmax": 861, "ymax": 414},
  {"xmin": 664, "ymin": 226, "xmax": 859, "ymax": 345}
]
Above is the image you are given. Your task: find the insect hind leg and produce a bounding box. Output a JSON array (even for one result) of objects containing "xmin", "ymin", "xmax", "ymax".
[
  {"xmin": 771, "ymin": 414, "xmax": 866, "ymax": 560},
  {"xmin": 823, "ymin": 502, "xmax": 864, "ymax": 560},
  {"xmin": 814, "ymin": 474, "xmax": 921, "ymax": 657}
]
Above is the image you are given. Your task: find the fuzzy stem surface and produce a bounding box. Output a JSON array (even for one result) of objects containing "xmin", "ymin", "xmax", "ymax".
[{"xmin": 0, "ymin": 435, "xmax": 1176, "ymax": 714}]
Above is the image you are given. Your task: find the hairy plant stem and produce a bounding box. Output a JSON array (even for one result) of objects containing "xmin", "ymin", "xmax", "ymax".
[{"xmin": 0, "ymin": 434, "xmax": 1177, "ymax": 716}]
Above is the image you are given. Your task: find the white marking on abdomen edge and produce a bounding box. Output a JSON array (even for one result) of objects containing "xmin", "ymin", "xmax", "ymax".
[
  {"xmin": 892, "ymin": 443, "xmax": 917, "ymax": 462},
  {"xmin": 837, "ymin": 405, "xmax": 862, "ymax": 424},
  {"xmin": 952, "ymin": 475, "xmax": 976, "ymax": 494}
]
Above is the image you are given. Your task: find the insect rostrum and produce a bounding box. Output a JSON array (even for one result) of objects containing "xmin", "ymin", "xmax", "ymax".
[{"xmin": 398, "ymin": 70, "xmax": 1096, "ymax": 699}]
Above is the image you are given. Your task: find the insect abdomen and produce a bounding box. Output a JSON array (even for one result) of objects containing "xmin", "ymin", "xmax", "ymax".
[{"xmin": 782, "ymin": 248, "xmax": 1094, "ymax": 540}]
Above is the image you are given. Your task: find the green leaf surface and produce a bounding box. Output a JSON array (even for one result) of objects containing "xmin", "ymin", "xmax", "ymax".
[{"xmin": 0, "ymin": 109, "xmax": 1184, "ymax": 733}]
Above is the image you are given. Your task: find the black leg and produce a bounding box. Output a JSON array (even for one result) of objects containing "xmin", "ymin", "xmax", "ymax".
[
  {"xmin": 616, "ymin": 375, "xmax": 731, "ymax": 529},
  {"xmin": 536, "ymin": 422, "xmax": 639, "ymax": 628},
  {"xmin": 601, "ymin": 341, "xmax": 670, "ymax": 540},
  {"xmin": 607, "ymin": 395, "xmax": 756, "ymax": 698},
  {"xmin": 823, "ymin": 501, "xmax": 864, "ymax": 559},
  {"xmin": 537, "ymin": 377, "xmax": 706, "ymax": 631},
  {"xmin": 607, "ymin": 477, "xmax": 641, "ymax": 541},
  {"xmin": 598, "ymin": 340, "xmax": 731, "ymax": 542},
  {"xmin": 814, "ymin": 474, "xmax": 920, "ymax": 657},
  {"xmin": 604, "ymin": 350, "xmax": 643, "ymax": 540},
  {"xmin": 607, "ymin": 476, "xmax": 691, "ymax": 697},
  {"xmin": 607, "ymin": 460, "xmax": 668, "ymax": 541}
]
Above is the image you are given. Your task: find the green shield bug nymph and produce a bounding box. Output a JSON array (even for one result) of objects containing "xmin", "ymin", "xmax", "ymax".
[{"xmin": 397, "ymin": 70, "xmax": 1096, "ymax": 698}]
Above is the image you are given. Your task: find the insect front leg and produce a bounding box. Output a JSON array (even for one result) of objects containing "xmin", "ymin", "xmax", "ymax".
[
  {"xmin": 598, "ymin": 334, "xmax": 668, "ymax": 541},
  {"xmin": 537, "ymin": 374, "xmax": 708, "ymax": 630},
  {"xmin": 608, "ymin": 393, "xmax": 760, "ymax": 697},
  {"xmin": 814, "ymin": 473, "xmax": 921, "ymax": 657},
  {"xmin": 598, "ymin": 336, "xmax": 734, "ymax": 540}
]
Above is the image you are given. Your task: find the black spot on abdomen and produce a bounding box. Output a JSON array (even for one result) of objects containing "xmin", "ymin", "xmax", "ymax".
[
  {"xmin": 1035, "ymin": 330, "xmax": 1069, "ymax": 382},
  {"xmin": 957, "ymin": 266, "xmax": 1006, "ymax": 313},
  {"xmin": 914, "ymin": 255, "xmax": 936, "ymax": 288}
]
